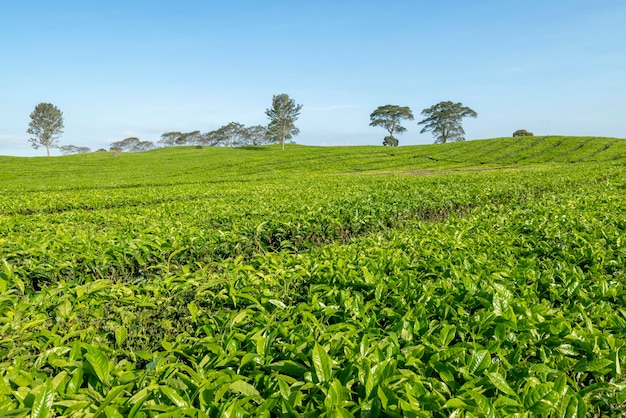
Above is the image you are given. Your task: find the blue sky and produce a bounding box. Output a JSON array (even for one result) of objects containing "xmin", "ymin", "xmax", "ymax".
[{"xmin": 1, "ymin": 0, "xmax": 625, "ymax": 156}]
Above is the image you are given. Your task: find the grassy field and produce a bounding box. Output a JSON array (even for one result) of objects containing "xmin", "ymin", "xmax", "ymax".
[{"xmin": 1, "ymin": 136, "xmax": 625, "ymax": 416}]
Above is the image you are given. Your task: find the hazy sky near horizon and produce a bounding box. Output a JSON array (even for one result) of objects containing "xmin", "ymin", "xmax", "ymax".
[{"xmin": 1, "ymin": 0, "xmax": 625, "ymax": 156}]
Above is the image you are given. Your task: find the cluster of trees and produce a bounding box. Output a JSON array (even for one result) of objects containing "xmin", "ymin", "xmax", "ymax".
[
  {"xmin": 369, "ymin": 101, "xmax": 478, "ymax": 146},
  {"xmin": 25, "ymin": 96, "xmax": 535, "ymax": 156},
  {"xmin": 156, "ymin": 123, "xmax": 270, "ymax": 149},
  {"xmin": 59, "ymin": 145, "xmax": 91, "ymax": 155},
  {"xmin": 25, "ymin": 94, "xmax": 303, "ymax": 156},
  {"xmin": 109, "ymin": 121, "xmax": 281, "ymax": 154},
  {"xmin": 109, "ymin": 137, "xmax": 155, "ymax": 153}
]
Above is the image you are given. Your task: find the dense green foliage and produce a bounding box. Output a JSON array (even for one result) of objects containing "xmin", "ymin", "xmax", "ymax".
[{"xmin": 1, "ymin": 137, "xmax": 625, "ymax": 416}]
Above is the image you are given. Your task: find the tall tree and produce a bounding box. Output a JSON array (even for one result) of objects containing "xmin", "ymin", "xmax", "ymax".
[
  {"xmin": 27, "ymin": 102, "xmax": 64, "ymax": 156},
  {"xmin": 369, "ymin": 105, "xmax": 414, "ymax": 146},
  {"xmin": 265, "ymin": 94, "xmax": 302, "ymax": 150},
  {"xmin": 418, "ymin": 101, "xmax": 477, "ymax": 144}
]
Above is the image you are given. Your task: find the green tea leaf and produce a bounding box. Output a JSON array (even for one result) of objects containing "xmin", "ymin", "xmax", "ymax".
[
  {"xmin": 312, "ymin": 343, "xmax": 332, "ymax": 383},
  {"xmin": 94, "ymin": 385, "xmax": 127, "ymax": 417},
  {"xmin": 85, "ymin": 348, "xmax": 110, "ymax": 386},
  {"xmin": 524, "ymin": 383, "xmax": 558, "ymax": 414},
  {"xmin": 103, "ymin": 406, "xmax": 125, "ymax": 418},
  {"xmin": 443, "ymin": 398, "xmax": 470, "ymax": 409},
  {"xmin": 188, "ymin": 302, "xmax": 199, "ymax": 321},
  {"xmin": 440, "ymin": 324, "xmax": 456, "ymax": 347},
  {"xmin": 469, "ymin": 350, "xmax": 491, "ymax": 376},
  {"xmin": 229, "ymin": 380, "xmax": 261, "ymax": 399},
  {"xmin": 468, "ymin": 389, "xmax": 497, "ymax": 418},
  {"xmin": 31, "ymin": 380, "xmax": 54, "ymax": 418},
  {"xmin": 160, "ymin": 386, "xmax": 188, "ymax": 407},
  {"xmin": 114, "ymin": 326, "xmax": 127, "ymax": 348},
  {"xmin": 486, "ymin": 372, "xmax": 517, "ymax": 397}
]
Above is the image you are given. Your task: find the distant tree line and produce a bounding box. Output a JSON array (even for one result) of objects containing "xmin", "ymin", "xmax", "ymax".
[
  {"xmin": 109, "ymin": 137, "xmax": 155, "ymax": 153},
  {"xmin": 25, "ymin": 95, "xmax": 536, "ymax": 156},
  {"xmin": 59, "ymin": 145, "xmax": 91, "ymax": 155},
  {"xmin": 156, "ymin": 123, "xmax": 271, "ymax": 148},
  {"xmin": 105, "ymin": 123, "xmax": 273, "ymax": 154},
  {"xmin": 107, "ymin": 94, "xmax": 302, "ymax": 153},
  {"xmin": 25, "ymin": 94, "xmax": 302, "ymax": 156}
]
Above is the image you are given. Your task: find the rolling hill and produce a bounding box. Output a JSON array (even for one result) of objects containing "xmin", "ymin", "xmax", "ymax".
[
  {"xmin": 0, "ymin": 135, "xmax": 625, "ymax": 415},
  {"xmin": 0, "ymin": 136, "xmax": 625, "ymax": 192}
]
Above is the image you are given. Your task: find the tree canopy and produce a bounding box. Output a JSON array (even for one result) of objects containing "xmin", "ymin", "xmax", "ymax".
[
  {"xmin": 244, "ymin": 125, "xmax": 269, "ymax": 146},
  {"xmin": 214, "ymin": 122, "xmax": 248, "ymax": 147},
  {"xmin": 369, "ymin": 105, "xmax": 414, "ymax": 147},
  {"xmin": 265, "ymin": 94, "xmax": 302, "ymax": 150},
  {"xmin": 159, "ymin": 132, "xmax": 185, "ymax": 147},
  {"xmin": 26, "ymin": 102, "xmax": 64, "ymax": 156},
  {"xmin": 110, "ymin": 137, "xmax": 155, "ymax": 152},
  {"xmin": 418, "ymin": 101, "xmax": 477, "ymax": 144},
  {"xmin": 59, "ymin": 145, "xmax": 91, "ymax": 155}
]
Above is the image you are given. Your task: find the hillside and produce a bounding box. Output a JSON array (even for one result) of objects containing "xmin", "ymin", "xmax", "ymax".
[
  {"xmin": 0, "ymin": 136, "xmax": 624, "ymax": 191},
  {"xmin": 1, "ymin": 136, "xmax": 625, "ymax": 415}
]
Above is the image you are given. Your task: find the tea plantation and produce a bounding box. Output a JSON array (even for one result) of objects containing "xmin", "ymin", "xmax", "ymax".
[{"xmin": 1, "ymin": 136, "xmax": 625, "ymax": 416}]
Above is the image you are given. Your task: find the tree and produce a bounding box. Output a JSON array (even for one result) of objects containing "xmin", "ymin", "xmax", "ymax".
[
  {"xmin": 513, "ymin": 129, "xmax": 533, "ymax": 137},
  {"xmin": 184, "ymin": 130, "xmax": 202, "ymax": 146},
  {"xmin": 265, "ymin": 94, "xmax": 302, "ymax": 150},
  {"xmin": 218, "ymin": 122, "xmax": 248, "ymax": 147},
  {"xmin": 159, "ymin": 131, "xmax": 182, "ymax": 147},
  {"xmin": 197, "ymin": 124, "xmax": 268, "ymax": 147},
  {"xmin": 27, "ymin": 102, "xmax": 64, "ymax": 156},
  {"xmin": 198, "ymin": 130, "xmax": 219, "ymax": 146},
  {"xmin": 245, "ymin": 125, "xmax": 269, "ymax": 146},
  {"xmin": 110, "ymin": 137, "xmax": 140, "ymax": 152},
  {"xmin": 136, "ymin": 141, "xmax": 155, "ymax": 151},
  {"xmin": 158, "ymin": 131, "xmax": 201, "ymax": 147},
  {"xmin": 110, "ymin": 137, "xmax": 155, "ymax": 152},
  {"xmin": 418, "ymin": 101, "xmax": 477, "ymax": 144},
  {"xmin": 369, "ymin": 105, "xmax": 414, "ymax": 146},
  {"xmin": 59, "ymin": 145, "xmax": 91, "ymax": 155}
]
